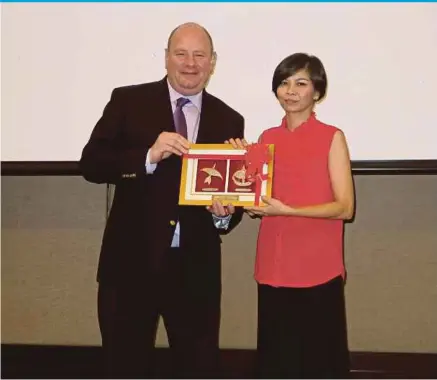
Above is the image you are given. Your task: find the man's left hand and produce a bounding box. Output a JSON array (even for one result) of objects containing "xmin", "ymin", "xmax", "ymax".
[{"xmin": 206, "ymin": 200, "xmax": 235, "ymax": 217}]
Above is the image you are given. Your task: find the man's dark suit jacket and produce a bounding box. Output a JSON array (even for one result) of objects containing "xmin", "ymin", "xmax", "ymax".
[{"xmin": 80, "ymin": 77, "xmax": 245, "ymax": 285}]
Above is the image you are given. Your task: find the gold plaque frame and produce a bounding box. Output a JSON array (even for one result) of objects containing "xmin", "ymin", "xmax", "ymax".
[{"xmin": 179, "ymin": 143, "xmax": 274, "ymax": 207}]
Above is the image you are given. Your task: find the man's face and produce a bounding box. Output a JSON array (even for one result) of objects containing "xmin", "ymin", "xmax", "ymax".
[{"xmin": 165, "ymin": 26, "xmax": 216, "ymax": 96}]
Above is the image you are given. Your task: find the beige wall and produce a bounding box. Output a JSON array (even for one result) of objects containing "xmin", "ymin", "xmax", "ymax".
[{"xmin": 2, "ymin": 175, "xmax": 437, "ymax": 352}]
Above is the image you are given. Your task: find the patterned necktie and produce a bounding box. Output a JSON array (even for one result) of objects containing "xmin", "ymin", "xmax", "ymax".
[{"xmin": 174, "ymin": 97, "xmax": 190, "ymax": 138}]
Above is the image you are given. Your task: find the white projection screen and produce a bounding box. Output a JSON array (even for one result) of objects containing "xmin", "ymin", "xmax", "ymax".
[{"xmin": 1, "ymin": 3, "xmax": 437, "ymax": 167}]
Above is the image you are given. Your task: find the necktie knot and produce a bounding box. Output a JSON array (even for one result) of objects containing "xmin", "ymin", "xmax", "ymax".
[{"xmin": 177, "ymin": 97, "xmax": 190, "ymax": 109}]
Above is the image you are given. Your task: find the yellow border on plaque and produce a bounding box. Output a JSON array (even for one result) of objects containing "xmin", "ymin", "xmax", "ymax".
[{"xmin": 179, "ymin": 143, "xmax": 274, "ymax": 207}]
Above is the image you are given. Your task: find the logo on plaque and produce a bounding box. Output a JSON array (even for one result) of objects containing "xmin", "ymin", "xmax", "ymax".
[
  {"xmin": 231, "ymin": 165, "xmax": 252, "ymax": 187},
  {"xmin": 200, "ymin": 162, "xmax": 223, "ymax": 185},
  {"xmin": 195, "ymin": 160, "xmax": 226, "ymax": 192},
  {"xmin": 228, "ymin": 160, "xmax": 256, "ymax": 193}
]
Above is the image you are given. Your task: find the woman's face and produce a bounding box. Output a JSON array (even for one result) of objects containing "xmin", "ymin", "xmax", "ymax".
[{"xmin": 276, "ymin": 69, "xmax": 319, "ymax": 114}]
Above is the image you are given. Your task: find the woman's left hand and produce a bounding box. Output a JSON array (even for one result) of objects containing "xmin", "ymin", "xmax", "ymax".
[{"xmin": 244, "ymin": 196, "xmax": 290, "ymax": 217}]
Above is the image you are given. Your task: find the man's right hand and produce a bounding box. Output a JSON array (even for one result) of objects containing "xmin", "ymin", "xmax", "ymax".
[
  {"xmin": 149, "ymin": 132, "xmax": 190, "ymax": 164},
  {"xmin": 226, "ymin": 138, "xmax": 248, "ymax": 150}
]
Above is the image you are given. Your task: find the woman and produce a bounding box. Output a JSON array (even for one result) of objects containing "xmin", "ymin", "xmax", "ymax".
[{"xmin": 231, "ymin": 53, "xmax": 354, "ymax": 378}]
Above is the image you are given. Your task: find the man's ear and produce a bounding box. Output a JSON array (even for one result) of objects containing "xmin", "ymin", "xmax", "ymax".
[
  {"xmin": 164, "ymin": 48, "xmax": 169, "ymax": 69},
  {"xmin": 210, "ymin": 51, "xmax": 217, "ymax": 75}
]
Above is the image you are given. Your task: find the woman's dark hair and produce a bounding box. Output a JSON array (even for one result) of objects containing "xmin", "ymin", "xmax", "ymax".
[{"xmin": 272, "ymin": 53, "xmax": 327, "ymax": 101}]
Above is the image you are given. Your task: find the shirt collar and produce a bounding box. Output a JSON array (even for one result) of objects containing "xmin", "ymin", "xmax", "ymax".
[
  {"xmin": 281, "ymin": 111, "xmax": 318, "ymax": 130},
  {"xmin": 167, "ymin": 79, "xmax": 202, "ymax": 111}
]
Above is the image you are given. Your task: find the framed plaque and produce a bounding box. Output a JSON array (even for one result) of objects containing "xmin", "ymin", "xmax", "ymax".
[{"xmin": 179, "ymin": 143, "xmax": 274, "ymax": 207}]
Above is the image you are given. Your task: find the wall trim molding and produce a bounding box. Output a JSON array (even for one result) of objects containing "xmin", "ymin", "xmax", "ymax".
[
  {"xmin": 1, "ymin": 344, "xmax": 436, "ymax": 379},
  {"xmin": 2, "ymin": 160, "xmax": 437, "ymax": 176}
]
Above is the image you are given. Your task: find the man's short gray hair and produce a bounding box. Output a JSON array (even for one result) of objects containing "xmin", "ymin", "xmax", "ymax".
[{"xmin": 166, "ymin": 22, "xmax": 215, "ymax": 55}]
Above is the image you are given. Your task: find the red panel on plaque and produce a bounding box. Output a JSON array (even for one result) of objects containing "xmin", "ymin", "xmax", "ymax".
[
  {"xmin": 227, "ymin": 160, "xmax": 256, "ymax": 193},
  {"xmin": 195, "ymin": 159, "xmax": 227, "ymax": 192}
]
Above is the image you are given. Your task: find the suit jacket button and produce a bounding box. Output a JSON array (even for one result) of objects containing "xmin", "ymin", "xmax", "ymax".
[{"xmin": 170, "ymin": 220, "xmax": 176, "ymax": 226}]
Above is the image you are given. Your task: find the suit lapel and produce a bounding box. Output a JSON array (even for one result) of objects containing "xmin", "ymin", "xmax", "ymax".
[
  {"xmin": 153, "ymin": 77, "xmax": 175, "ymax": 134},
  {"xmin": 196, "ymin": 91, "xmax": 217, "ymax": 144}
]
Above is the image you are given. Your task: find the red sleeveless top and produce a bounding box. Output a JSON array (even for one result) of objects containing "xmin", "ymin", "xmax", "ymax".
[{"xmin": 254, "ymin": 113, "xmax": 345, "ymax": 288}]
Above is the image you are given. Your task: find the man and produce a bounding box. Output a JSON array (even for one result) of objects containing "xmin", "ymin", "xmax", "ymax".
[{"xmin": 79, "ymin": 23, "xmax": 244, "ymax": 378}]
